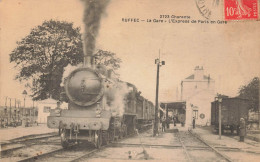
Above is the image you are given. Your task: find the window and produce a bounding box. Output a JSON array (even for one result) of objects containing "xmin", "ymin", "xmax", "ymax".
[
  {"xmin": 193, "ymin": 110, "xmax": 198, "ymax": 119},
  {"xmin": 43, "ymin": 106, "xmax": 51, "ymax": 113}
]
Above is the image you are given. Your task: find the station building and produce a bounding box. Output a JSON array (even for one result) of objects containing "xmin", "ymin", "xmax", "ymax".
[{"xmin": 181, "ymin": 66, "xmax": 215, "ymax": 127}]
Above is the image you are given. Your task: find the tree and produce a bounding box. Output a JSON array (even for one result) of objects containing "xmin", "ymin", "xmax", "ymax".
[
  {"xmin": 93, "ymin": 49, "xmax": 122, "ymax": 70},
  {"xmin": 238, "ymin": 77, "xmax": 259, "ymax": 111},
  {"xmin": 10, "ymin": 20, "xmax": 83, "ymax": 100}
]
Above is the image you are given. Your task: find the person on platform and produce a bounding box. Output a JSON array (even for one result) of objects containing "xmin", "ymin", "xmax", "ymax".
[
  {"xmin": 172, "ymin": 115, "xmax": 176, "ymax": 126},
  {"xmin": 162, "ymin": 116, "xmax": 166, "ymax": 132},
  {"xmin": 239, "ymin": 118, "xmax": 246, "ymax": 142},
  {"xmin": 192, "ymin": 117, "xmax": 196, "ymax": 129},
  {"xmin": 166, "ymin": 117, "xmax": 170, "ymax": 129}
]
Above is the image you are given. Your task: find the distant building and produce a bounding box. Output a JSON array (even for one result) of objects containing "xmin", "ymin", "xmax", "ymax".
[
  {"xmin": 37, "ymin": 98, "xmax": 68, "ymax": 124},
  {"xmin": 181, "ymin": 66, "xmax": 215, "ymax": 126}
]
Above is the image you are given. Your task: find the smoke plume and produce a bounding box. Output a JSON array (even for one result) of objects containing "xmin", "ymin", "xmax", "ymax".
[
  {"xmin": 82, "ymin": 0, "xmax": 110, "ymax": 64},
  {"xmin": 110, "ymin": 82, "xmax": 130, "ymax": 116}
]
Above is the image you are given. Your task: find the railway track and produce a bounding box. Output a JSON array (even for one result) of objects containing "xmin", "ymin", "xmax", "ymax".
[
  {"xmin": 0, "ymin": 130, "xmax": 140, "ymax": 162},
  {"xmin": 34, "ymin": 132, "xmax": 140, "ymax": 162},
  {"xmin": 178, "ymin": 130, "xmax": 232, "ymax": 162},
  {"xmin": 1, "ymin": 132, "xmax": 58, "ymax": 145},
  {"xmin": 108, "ymin": 128, "xmax": 251, "ymax": 161},
  {"xmin": 0, "ymin": 133, "xmax": 60, "ymax": 161}
]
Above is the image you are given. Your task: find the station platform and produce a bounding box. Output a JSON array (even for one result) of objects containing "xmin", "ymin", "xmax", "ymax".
[
  {"xmin": 0, "ymin": 124, "xmax": 57, "ymax": 143},
  {"xmin": 190, "ymin": 125, "xmax": 260, "ymax": 153},
  {"xmin": 191, "ymin": 126, "xmax": 260, "ymax": 143}
]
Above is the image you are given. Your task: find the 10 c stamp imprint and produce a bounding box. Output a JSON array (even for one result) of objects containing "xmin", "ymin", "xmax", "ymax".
[{"xmin": 224, "ymin": 0, "xmax": 258, "ymax": 20}]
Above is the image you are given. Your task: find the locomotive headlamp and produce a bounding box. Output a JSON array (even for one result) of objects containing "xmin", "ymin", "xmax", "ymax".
[
  {"xmin": 54, "ymin": 109, "xmax": 61, "ymax": 116},
  {"xmin": 95, "ymin": 109, "xmax": 101, "ymax": 118}
]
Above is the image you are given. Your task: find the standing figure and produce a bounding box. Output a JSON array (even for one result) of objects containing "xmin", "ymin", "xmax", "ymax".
[
  {"xmin": 166, "ymin": 117, "xmax": 170, "ymax": 129},
  {"xmin": 192, "ymin": 117, "xmax": 195, "ymax": 129},
  {"xmin": 173, "ymin": 115, "xmax": 176, "ymax": 126},
  {"xmin": 162, "ymin": 117, "xmax": 166, "ymax": 132},
  {"xmin": 239, "ymin": 118, "xmax": 246, "ymax": 142}
]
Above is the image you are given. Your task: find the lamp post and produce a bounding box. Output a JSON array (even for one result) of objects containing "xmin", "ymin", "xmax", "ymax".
[
  {"xmin": 17, "ymin": 100, "xmax": 21, "ymax": 123},
  {"xmin": 22, "ymin": 90, "xmax": 27, "ymax": 116},
  {"xmin": 217, "ymin": 96, "xmax": 222, "ymax": 139},
  {"xmin": 9, "ymin": 98, "xmax": 11, "ymax": 125},
  {"xmin": 153, "ymin": 56, "xmax": 165, "ymax": 137}
]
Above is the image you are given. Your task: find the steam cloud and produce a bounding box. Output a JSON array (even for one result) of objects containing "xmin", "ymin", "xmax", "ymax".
[
  {"xmin": 60, "ymin": 64, "xmax": 83, "ymax": 87},
  {"xmin": 82, "ymin": 0, "xmax": 110, "ymax": 61},
  {"xmin": 109, "ymin": 82, "xmax": 130, "ymax": 116}
]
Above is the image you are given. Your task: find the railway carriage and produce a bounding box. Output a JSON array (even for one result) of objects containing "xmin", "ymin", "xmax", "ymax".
[{"xmin": 211, "ymin": 97, "xmax": 250, "ymax": 134}]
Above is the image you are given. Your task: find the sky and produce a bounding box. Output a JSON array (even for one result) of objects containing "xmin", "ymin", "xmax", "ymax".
[{"xmin": 0, "ymin": 0, "xmax": 260, "ymax": 107}]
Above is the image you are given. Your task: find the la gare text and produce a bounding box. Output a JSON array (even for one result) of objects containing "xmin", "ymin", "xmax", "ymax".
[{"xmin": 121, "ymin": 18, "xmax": 227, "ymax": 24}]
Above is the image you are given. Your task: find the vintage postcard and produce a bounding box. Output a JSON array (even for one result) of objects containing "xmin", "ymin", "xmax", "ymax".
[{"xmin": 0, "ymin": 0, "xmax": 260, "ymax": 161}]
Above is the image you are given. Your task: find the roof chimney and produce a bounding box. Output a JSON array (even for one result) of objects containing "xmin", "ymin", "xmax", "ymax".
[{"xmin": 194, "ymin": 66, "xmax": 204, "ymax": 80}]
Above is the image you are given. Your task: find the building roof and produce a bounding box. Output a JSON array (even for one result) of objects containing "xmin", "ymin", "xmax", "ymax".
[
  {"xmin": 185, "ymin": 74, "xmax": 194, "ymax": 79},
  {"xmin": 185, "ymin": 74, "xmax": 213, "ymax": 80},
  {"xmin": 160, "ymin": 101, "xmax": 186, "ymax": 110}
]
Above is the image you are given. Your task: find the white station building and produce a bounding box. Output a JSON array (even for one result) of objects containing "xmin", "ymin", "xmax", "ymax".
[{"xmin": 181, "ymin": 66, "xmax": 215, "ymax": 127}]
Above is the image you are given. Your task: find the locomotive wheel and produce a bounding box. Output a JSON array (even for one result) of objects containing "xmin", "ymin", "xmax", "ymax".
[
  {"xmin": 61, "ymin": 129, "xmax": 69, "ymax": 149},
  {"xmin": 94, "ymin": 130, "xmax": 102, "ymax": 149}
]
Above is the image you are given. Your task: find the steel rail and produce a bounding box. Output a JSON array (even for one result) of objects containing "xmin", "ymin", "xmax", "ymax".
[
  {"xmin": 176, "ymin": 131, "xmax": 193, "ymax": 162},
  {"xmin": 188, "ymin": 130, "xmax": 232, "ymax": 162},
  {"xmin": 110, "ymin": 142, "xmax": 221, "ymax": 150},
  {"xmin": 71, "ymin": 132, "xmax": 140, "ymax": 162},
  {"xmin": 17, "ymin": 147, "xmax": 64, "ymax": 162},
  {"xmin": 1, "ymin": 133, "xmax": 58, "ymax": 146},
  {"xmin": 1, "ymin": 134, "xmax": 59, "ymax": 156},
  {"xmin": 16, "ymin": 131, "xmax": 140, "ymax": 162}
]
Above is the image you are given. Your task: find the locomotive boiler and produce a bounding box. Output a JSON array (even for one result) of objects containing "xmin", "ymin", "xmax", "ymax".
[{"xmin": 47, "ymin": 64, "xmax": 154, "ymax": 148}]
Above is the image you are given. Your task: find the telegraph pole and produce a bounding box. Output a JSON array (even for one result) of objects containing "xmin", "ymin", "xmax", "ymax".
[
  {"xmin": 153, "ymin": 52, "xmax": 165, "ymax": 136},
  {"xmin": 217, "ymin": 95, "xmax": 222, "ymax": 140},
  {"xmin": 218, "ymin": 99, "xmax": 222, "ymax": 139},
  {"xmin": 259, "ymin": 81, "xmax": 260, "ymax": 129},
  {"xmin": 5, "ymin": 97, "xmax": 8, "ymax": 125}
]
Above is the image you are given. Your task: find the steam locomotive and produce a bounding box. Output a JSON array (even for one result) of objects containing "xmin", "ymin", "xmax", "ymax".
[{"xmin": 47, "ymin": 64, "xmax": 154, "ymax": 148}]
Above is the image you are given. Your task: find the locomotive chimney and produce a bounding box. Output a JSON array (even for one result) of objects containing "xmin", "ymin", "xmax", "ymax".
[
  {"xmin": 83, "ymin": 43, "xmax": 92, "ymax": 67},
  {"xmin": 82, "ymin": 0, "xmax": 109, "ymax": 67}
]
